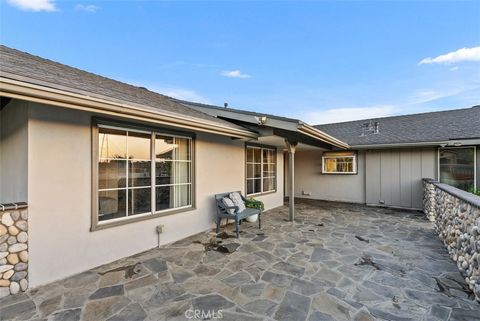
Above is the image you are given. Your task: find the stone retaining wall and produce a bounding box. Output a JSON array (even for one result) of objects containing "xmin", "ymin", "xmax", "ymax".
[
  {"xmin": 423, "ymin": 179, "xmax": 436, "ymax": 222},
  {"xmin": 423, "ymin": 179, "xmax": 480, "ymax": 302},
  {"xmin": 0, "ymin": 203, "xmax": 28, "ymax": 298}
]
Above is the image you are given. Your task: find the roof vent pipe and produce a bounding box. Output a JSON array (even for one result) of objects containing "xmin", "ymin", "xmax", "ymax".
[
  {"xmin": 224, "ymin": 102, "xmax": 228, "ymax": 108},
  {"xmin": 361, "ymin": 121, "xmax": 380, "ymax": 136}
]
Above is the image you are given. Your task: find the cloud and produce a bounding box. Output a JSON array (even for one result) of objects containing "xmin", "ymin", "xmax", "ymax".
[
  {"xmin": 409, "ymin": 86, "xmax": 480, "ymax": 104},
  {"xmin": 6, "ymin": 0, "xmax": 56, "ymax": 11},
  {"xmin": 419, "ymin": 46, "xmax": 480, "ymax": 65},
  {"xmin": 155, "ymin": 88, "xmax": 211, "ymax": 104},
  {"xmin": 221, "ymin": 70, "xmax": 251, "ymax": 79},
  {"xmin": 305, "ymin": 105, "xmax": 396, "ymax": 125},
  {"xmin": 410, "ymin": 90, "xmax": 454, "ymax": 104},
  {"xmin": 75, "ymin": 4, "xmax": 99, "ymax": 13}
]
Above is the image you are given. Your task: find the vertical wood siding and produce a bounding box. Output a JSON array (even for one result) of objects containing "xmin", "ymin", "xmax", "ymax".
[{"xmin": 366, "ymin": 148, "xmax": 436, "ymax": 209}]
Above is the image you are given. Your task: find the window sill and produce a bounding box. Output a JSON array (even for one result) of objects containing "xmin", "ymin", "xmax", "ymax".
[
  {"xmin": 91, "ymin": 206, "xmax": 195, "ymax": 231},
  {"xmin": 321, "ymin": 172, "xmax": 358, "ymax": 175},
  {"xmin": 246, "ymin": 190, "xmax": 277, "ymax": 197}
]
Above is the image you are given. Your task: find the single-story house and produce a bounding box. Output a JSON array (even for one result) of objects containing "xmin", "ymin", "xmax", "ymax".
[
  {"xmin": 0, "ymin": 45, "xmax": 347, "ymax": 291},
  {"xmin": 0, "ymin": 45, "xmax": 478, "ymax": 295},
  {"xmin": 178, "ymin": 99, "xmax": 480, "ymax": 210}
]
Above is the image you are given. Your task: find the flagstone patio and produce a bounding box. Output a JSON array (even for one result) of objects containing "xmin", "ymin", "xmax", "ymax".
[{"xmin": 1, "ymin": 199, "xmax": 479, "ymax": 321}]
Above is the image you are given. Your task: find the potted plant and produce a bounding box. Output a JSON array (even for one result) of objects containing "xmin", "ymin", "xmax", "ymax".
[{"xmin": 245, "ymin": 198, "xmax": 264, "ymax": 222}]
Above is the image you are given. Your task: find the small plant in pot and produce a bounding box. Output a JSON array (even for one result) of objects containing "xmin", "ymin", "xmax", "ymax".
[{"xmin": 245, "ymin": 198, "xmax": 264, "ymax": 222}]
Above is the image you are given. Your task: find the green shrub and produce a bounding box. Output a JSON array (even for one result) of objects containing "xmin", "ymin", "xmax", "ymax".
[
  {"xmin": 245, "ymin": 198, "xmax": 265, "ymax": 211},
  {"xmin": 467, "ymin": 187, "xmax": 480, "ymax": 197}
]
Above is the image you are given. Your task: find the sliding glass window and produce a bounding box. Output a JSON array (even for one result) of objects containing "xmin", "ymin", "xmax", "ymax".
[
  {"xmin": 97, "ymin": 125, "xmax": 193, "ymax": 224},
  {"xmin": 439, "ymin": 147, "xmax": 476, "ymax": 191}
]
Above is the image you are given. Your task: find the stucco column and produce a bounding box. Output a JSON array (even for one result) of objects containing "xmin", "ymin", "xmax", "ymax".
[{"xmin": 285, "ymin": 140, "xmax": 297, "ymax": 221}]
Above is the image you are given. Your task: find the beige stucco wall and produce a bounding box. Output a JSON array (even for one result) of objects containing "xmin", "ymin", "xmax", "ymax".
[
  {"xmin": 26, "ymin": 102, "xmax": 284, "ymax": 287},
  {"xmin": 291, "ymin": 149, "xmax": 366, "ymax": 203},
  {"xmin": 0, "ymin": 100, "xmax": 28, "ymax": 203}
]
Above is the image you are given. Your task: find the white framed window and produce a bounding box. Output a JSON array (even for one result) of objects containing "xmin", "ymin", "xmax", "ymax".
[
  {"xmin": 94, "ymin": 123, "xmax": 193, "ymax": 228},
  {"xmin": 246, "ymin": 145, "xmax": 276, "ymax": 196},
  {"xmin": 322, "ymin": 151, "xmax": 357, "ymax": 174},
  {"xmin": 438, "ymin": 146, "xmax": 476, "ymax": 191}
]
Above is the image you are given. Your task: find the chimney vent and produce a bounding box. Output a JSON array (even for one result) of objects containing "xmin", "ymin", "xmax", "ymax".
[
  {"xmin": 361, "ymin": 121, "xmax": 380, "ymax": 136},
  {"xmin": 224, "ymin": 102, "xmax": 228, "ymax": 108}
]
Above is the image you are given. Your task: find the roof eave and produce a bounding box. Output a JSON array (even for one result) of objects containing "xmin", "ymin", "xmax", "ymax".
[
  {"xmin": 297, "ymin": 123, "xmax": 350, "ymax": 149},
  {"xmin": 0, "ymin": 77, "xmax": 258, "ymax": 140},
  {"xmin": 184, "ymin": 101, "xmax": 350, "ymax": 149}
]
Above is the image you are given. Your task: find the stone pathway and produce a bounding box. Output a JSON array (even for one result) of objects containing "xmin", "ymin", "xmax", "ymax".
[{"xmin": 1, "ymin": 200, "xmax": 479, "ymax": 321}]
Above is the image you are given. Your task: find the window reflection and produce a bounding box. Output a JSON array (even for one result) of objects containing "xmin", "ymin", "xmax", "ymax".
[
  {"xmin": 246, "ymin": 146, "xmax": 276, "ymax": 195},
  {"xmin": 98, "ymin": 126, "xmax": 193, "ymax": 223},
  {"xmin": 99, "ymin": 128, "xmax": 127, "ymax": 159},
  {"xmin": 99, "ymin": 189, "xmax": 127, "ymax": 221},
  {"xmin": 439, "ymin": 148, "xmax": 475, "ymax": 191},
  {"xmin": 128, "ymin": 132, "xmax": 151, "ymax": 160}
]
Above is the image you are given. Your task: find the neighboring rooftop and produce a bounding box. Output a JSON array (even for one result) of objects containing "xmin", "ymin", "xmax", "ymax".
[
  {"xmin": 175, "ymin": 99, "xmax": 304, "ymax": 124},
  {"xmin": 177, "ymin": 99, "xmax": 350, "ymax": 149},
  {"xmin": 0, "ymin": 45, "xmax": 246, "ymax": 131},
  {"xmin": 316, "ymin": 106, "xmax": 480, "ymax": 147}
]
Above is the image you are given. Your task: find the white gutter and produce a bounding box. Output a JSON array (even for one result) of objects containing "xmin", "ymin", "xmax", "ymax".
[
  {"xmin": 351, "ymin": 139, "xmax": 480, "ymax": 149},
  {"xmin": 0, "ymin": 77, "xmax": 258, "ymax": 139},
  {"xmin": 298, "ymin": 123, "xmax": 350, "ymax": 149}
]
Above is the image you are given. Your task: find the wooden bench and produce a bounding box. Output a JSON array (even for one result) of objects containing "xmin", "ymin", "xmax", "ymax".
[{"xmin": 214, "ymin": 191, "xmax": 262, "ymax": 238}]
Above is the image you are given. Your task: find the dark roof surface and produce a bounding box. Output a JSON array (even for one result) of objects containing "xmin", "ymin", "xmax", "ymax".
[
  {"xmin": 175, "ymin": 99, "xmax": 303, "ymax": 124},
  {"xmin": 315, "ymin": 106, "xmax": 480, "ymax": 146},
  {"xmin": 0, "ymin": 45, "xmax": 245, "ymax": 130}
]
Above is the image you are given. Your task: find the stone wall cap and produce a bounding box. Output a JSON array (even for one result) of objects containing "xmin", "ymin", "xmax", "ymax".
[
  {"xmin": 0, "ymin": 202, "xmax": 28, "ymax": 211},
  {"xmin": 431, "ymin": 181, "xmax": 480, "ymax": 208}
]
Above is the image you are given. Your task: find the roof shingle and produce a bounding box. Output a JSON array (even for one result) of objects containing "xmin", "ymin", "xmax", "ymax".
[
  {"xmin": 0, "ymin": 45, "xmax": 246, "ymax": 130},
  {"xmin": 315, "ymin": 106, "xmax": 480, "ymax": 146}
]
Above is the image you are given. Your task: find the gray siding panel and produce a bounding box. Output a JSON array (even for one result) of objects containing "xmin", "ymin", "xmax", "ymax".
[
  {"xmin": 366, "ymin": 148, "xmax": 436, "ymax": 209},
  {"xmin": 400, "ymin": 150, "xmax": 412, "ymax": 208},
  {"xmin": 390, "ymin": 150, "xmax": 401, "ymax": 206},
  {"xmin": 477, "ymin": 147, "xmax": 480, "ymax": 189},
  {"xmin": 380, "ymin": 151, "xmax": 392, "ymax": 205},
  {"xmin": 421, "ymin": 148, "xmax": 436, "ymax": 180},
  {"xmin": 411, "ymin": 149, "xmax": 423, "ymax": 209},
  {"xmin": 365, "ymin": 150, "xmax": 381, "ymax": 205}
]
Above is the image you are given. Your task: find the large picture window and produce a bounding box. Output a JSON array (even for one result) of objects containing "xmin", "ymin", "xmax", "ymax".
[
  {"xmin": 246, "ymin": 145, "xmax": 276, "ymax": 195},
  {"xmin": 439, "ymin": 147, "xmax": 476, "ymax": 191},
  {"xmin": 322, "ymin": 151, "xmax": 357, "ymax": 174},
  {"xmin": 96, "ymin": 124, "xmax": 193, "ymax": 226}
]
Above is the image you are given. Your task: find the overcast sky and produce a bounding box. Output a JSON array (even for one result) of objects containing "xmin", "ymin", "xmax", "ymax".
[{"xmin": 1, "ymin": 0, "xmax": 479, "ymax": 124}]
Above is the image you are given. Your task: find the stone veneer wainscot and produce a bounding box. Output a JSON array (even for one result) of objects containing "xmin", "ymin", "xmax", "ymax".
[
  {"xmin": 423, "ymin": 178, "xmax": 480, "ymax": 302},
  {"xmin": 0, "ymin": 202, "xmax": 28, "ymax": 298}
]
